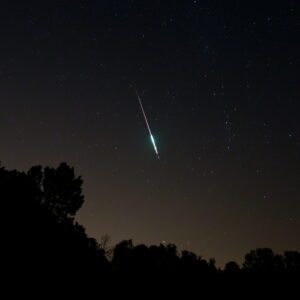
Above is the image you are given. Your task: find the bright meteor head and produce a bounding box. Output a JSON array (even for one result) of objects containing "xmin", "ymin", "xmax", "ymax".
[{"xmin": 150, "ymin": 134, "xmax": 159, "ymax": 158}]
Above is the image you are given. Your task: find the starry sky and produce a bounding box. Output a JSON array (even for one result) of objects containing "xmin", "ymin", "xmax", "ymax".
[{"xmin": 1, "ymin": 0, "xmax": 299, "ymax": 267}]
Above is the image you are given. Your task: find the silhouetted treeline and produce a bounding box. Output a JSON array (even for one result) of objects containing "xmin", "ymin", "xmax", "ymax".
[
  {"xmin": 110, "ymin": 240, "xmax": 300, "ymax": 276},
  {"xmin": 1, "ymin": 163, "xmax": 299, "ymax": 292},
  {"xmin": 1, "ymin": 162, "xmax": 109, "ymax": 288}
]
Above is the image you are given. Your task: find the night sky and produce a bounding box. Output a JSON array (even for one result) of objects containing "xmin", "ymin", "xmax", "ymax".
[{"xmin": 1, "ymin": 1, "xmax": 299, "ymax": 267}]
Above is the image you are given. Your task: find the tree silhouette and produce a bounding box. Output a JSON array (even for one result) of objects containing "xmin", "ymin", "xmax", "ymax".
[
  {"xmin": 2, "ymin": 162, "xmax": 108, "ymax": 289},
  {"xmin": 224, "ymin": 261, "xmax": 240, "ymax": 273},
  {"xmin": 28, "ymin": 163, "xmax": 84, "ymax": 221},
  {"xmin": 180, "ymin": 250, "xmax": 209, "ymax": 276},
  {"xmin": 112, "ymin": 239, "xmax": 134, "ymax": 274},
  {"xmin": 243, "ymin": 248, "xmax": 284, "ymax": 272},
  {"xmin": 283, "ymin": 251, "xmax": 300, "ymax": 272}
]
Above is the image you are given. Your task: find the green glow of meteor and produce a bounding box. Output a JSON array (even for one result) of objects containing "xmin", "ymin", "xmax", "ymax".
[{"xmin": 150, "ymin": 134, "xmax": 159, "ymax": 158}]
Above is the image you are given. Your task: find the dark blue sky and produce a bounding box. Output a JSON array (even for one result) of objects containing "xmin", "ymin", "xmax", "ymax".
[{"xmin": 1, "ymin": 0, "xmax": 299, "ymax": 266}]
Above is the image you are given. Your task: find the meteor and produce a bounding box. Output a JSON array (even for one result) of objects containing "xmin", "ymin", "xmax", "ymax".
[{"xmin": 136, "ymin": 89, "xmax": 160, "ymax": 159}]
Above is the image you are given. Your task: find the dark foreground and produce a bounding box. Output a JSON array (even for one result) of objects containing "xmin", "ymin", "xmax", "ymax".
[{"xmin": 2, "ymin": 163, "xmax": 299, "ymax": 295}]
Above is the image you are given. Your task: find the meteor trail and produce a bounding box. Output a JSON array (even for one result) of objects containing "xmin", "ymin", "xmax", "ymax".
[{"xmin": 136, "ymin": 89, "xmax": 160, "ymax": 159}]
